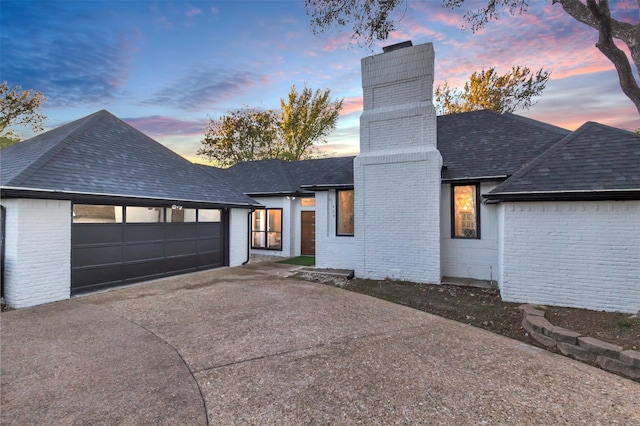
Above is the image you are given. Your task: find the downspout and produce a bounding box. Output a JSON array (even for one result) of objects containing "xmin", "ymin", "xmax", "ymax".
[
  {"xmin": 0, "ymin": 205, "xmax": 5, "ymax": 299},
  {"xmin": 242, "ymin": 210, "xmax": 253, "ymax": 265}
]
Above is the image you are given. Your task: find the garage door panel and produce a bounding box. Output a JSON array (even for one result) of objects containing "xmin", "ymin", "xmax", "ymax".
[
  {"xmin": 198, "ymin": 237, "xmax": 223, "ymax": 252},
  {"xmin": 125, "ymin": 224, "xmax": 165, "ymax": 242},
  {"xmin": 72, "ymin": 224, "xmax": 123, "ymax": 245},
  {"xmin": 125, "ymin": 242, "xmax": 165, "ymax": 262},
  {"xmin": 72, "ymin": 210, "xmax": 227, "ymax": 294},
  {"xmin": 73, "ymin": 264, "xmax": 124, "ymax": 290},
  {"xmin": 165, "ymin": 255, "xmax": 200, "ymax": 272},
  {"xmin": 166, "ymin": 240, "xmax": 198, "ymax": 256},
  {"xmin": 124, "ymin": 259, "xmax": 167, "ymax": 280},
  {"xmin": 73, "ymin": 245, "xmax": 123, "ymax": 267},
  {"xmin": 198, "ymin": 250, "xmax": 224, "ymax": 267},
  {"xmin": 166, "ymin": 223, "xmax": 197, "ymax": 239}
]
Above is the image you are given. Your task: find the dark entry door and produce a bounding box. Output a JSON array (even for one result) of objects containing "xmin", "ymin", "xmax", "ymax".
[
  {"xmin": 300, "ymin": 211, "xmax": 315, "ymax": 256},
  {"xmin": 72, "ymin": 219, "xmax": 227, "ymax": 294}
]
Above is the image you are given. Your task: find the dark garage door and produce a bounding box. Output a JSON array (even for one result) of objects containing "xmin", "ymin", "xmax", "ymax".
[{"xmin": 71, "ymin": 205, "xmax": 228, "ymax": 294}]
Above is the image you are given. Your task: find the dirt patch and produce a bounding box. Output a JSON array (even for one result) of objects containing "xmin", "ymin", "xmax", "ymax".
[{"xmin": 297, "ymin": 274, "xmax": 640, "ymax": 352}]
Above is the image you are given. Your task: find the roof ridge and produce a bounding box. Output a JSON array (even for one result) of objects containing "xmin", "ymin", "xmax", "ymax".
[
  {"xmin": 501, "ymin": 112, "xmax": 571, "ymax": 135},
  {"xmin": 491, "ymin": 122, "xmax": 593, "ymax": 194},
  {"xmin": 7, "ymin": 110, "xmax": 108, "ymax": 186},
  {"xmin": 277, "ymin": 159, "xmax": 300, "ymax": 192}
]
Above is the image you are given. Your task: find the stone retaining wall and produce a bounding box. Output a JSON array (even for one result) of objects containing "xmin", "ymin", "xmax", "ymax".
[{"xmin": 520, "ymin": 305, "xmax": 640, "ymax": 381}]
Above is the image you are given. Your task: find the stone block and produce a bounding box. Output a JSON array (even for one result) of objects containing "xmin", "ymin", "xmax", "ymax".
[
  {"xmin": 578, "ymin": 337, "xmax": 623, "ymax": 360},
  {"xmin": 596, "ymin": 356, "xmax": 640, "ymax": 380},
  {"xmin": 619, "ymin": 350, "xmax": 640, "ymax": 368},
  {"xmin": 547, "ymin": 326, "xmax": 581, "ymax": 345},
  {"xmin": 518, "ymin": 304, "xmax": 545, "ymax": 317},
  {"xmin": 523, "ymin": 314, "xmax": 552, "ymax": 335},
  {"xmin": 557, "ymin": 342, "xmax": 596, "ymax": 363},
  {"xmin": 528, "ymin": 328, "xmax": 557, "ymax": 349}
]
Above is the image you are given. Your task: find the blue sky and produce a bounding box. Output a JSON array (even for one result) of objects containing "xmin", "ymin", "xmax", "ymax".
[{"xmin": 2, "ymin": 0, "xmax": 638, "ymax": 163}]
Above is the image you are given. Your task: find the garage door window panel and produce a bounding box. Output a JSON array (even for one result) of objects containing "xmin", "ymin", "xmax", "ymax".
[
  {"xmin": 166, "ymin": 207, "xmax": 196, "ymax": 223},
  {"xmin": 73, "ymin": 205, "xmax": 123, "ymax": 223},
  {"xmin": 126, "ymin": 206, "xmax": 164, "ymax": 223}
]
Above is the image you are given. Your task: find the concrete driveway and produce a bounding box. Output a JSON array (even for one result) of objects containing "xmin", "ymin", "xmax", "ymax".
[{"xmin": 2, "ymin": 262, "xmax": 639, "ymax": 425}]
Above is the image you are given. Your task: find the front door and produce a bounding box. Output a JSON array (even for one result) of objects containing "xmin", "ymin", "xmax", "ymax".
[{"xmin": 300, "ymin": 211, "xmax": 315, "ymax": 256}]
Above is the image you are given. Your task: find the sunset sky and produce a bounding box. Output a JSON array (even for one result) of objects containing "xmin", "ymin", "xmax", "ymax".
[{"xmin": 2, "ymin": 0, "xmax": 638, "ymax": 163}]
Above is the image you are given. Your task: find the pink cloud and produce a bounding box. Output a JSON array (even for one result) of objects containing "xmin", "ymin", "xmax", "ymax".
[{"xmin": 341, "ymin": 96, "xmax": 363, "ymax": 115}]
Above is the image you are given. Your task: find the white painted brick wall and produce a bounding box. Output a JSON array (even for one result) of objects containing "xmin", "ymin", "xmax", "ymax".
[
  {"xmin": 314, "ymin": 191, "xmax": 355, "ymax": 270},
  {"xmin": 228, "ymin": 208, "xmax": 251, "ymax": 267},
  {"xmin": 441, "ymin": 182, "xmax": 500, "ymax": 282},
  {"xmin": 3, "ymin": 198, "xmax": 71, "ymax": 308},
  {"xmin": 355, "ymin": 42, "xmax": 442, "ymax": 284},
  {"xmin": 500, "ymin": 200, "xmax": 640, "ymax": 313}
]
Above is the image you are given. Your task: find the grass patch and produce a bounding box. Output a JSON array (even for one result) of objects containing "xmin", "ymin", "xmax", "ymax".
[{"xmin": 276, "ymin": 256, "xmax": 315, "ymax": 266}]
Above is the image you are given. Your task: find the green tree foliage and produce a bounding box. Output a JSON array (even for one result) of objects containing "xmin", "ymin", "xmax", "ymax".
[
  {"xmin": 198, "ymin": 85, "xmax": 343, "ymax": 167},
  {"xmin": 435, "ymin": 66, "xmax": 550, "ymax": 115},
  {"xmin": 197, "ymin": 107, "xmax": 282, "ymax": 168},
  {"xmin": 0, "ymin": 134, "xmax": 22, "ymax": 149},
  {"xmin": 305, "ymin": 0, "xmax": 640, "ymax": 116},
  {"xmin": 0, "ymin": 81, "xmax": 47, "ymax": 148},
  {"xmin": 280, "ymin": 85, "xmax": 343, "ymax": 161}
]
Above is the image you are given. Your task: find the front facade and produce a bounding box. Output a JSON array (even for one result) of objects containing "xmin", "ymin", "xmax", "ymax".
[
  {"xmin": 199, "ymin": 156, "xmax": 354, "ymax": 261},
  {"xmin": 3, "ymin": 43, "xmax": 638, "ymax": 314}
]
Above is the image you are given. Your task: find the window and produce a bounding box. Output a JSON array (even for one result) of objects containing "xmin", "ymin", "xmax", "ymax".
[
  {"xmin": 198, "ymin": 209, "xmax": 221, "ymax": 222},
  {"xmin": 452, "ymin": 184, "xmax": 480, "ymax": 238},
  {"xmin": 166, "ymin": 207, "xmax": 196, "ymax": 222},
  {"xmin": 73, "ymin": 205, "xmax": 122, "ymax": 223},
  {"xmin": 300, "ymin": 197, "xmax": 315, "ymax": 207},
  {"xmin": 252, "ymin": 209, "xmax": 282, "ymax": 250},
  {"xmin": 336, "ymin": 190, "xmax": 354, "ymax": 236},
  {"xmin": 126, "ymin": 206, "xmax": 163, "ymax": 223}
]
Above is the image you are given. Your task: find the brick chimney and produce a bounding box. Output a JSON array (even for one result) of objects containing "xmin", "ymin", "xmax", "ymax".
[{"xmin": 354, "ymin": 42, "xmax": 442, "ymax": 283}]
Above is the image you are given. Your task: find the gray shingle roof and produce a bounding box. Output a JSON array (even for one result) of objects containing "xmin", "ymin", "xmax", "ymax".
[
  {"xmin": 487, "ymin": 122, "xmax": 640, "ymax": 200},
  {"xmin": 200, "ymin": 156, "xmax": 355, "ymax": 195},
  {"xmin": 1, "ymin": 110, "xmax": 260, "ymax": 207},
  {"xmin": 437, "ymin": 110, "xmax": 570, "ymax": 181}
]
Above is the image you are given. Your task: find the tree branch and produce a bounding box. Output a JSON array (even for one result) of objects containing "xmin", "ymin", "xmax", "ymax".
[{"xmin": 582, "ymin": 0, "xmax": 640, "ymax": 115}]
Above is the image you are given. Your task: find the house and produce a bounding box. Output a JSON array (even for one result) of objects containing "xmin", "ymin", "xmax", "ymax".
[
  {"xmin": 2, "ymin": 42, "xmax": 638, "ymax": 313},
  {"xmin": 0, "ymin": 110, "xmax": 260, "ymax": 308}
]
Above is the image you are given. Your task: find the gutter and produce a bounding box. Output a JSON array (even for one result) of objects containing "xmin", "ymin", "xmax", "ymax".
[
  {"xmin": 0, "ymin": 186, "xmax": 263, "ymax": 209},
  {"xmin": 483, "ymin": 189, "xmax": 640, "ymax": 202},
  {"xmin": 299, "ymin": 184, "xmax": 354, "ymax": 191},
  {"xmin": 441, "ymin": 175, "xmax": 509, "ymax": 184}
]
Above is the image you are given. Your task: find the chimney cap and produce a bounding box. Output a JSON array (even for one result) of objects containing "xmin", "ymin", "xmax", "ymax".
[{"xmin": 382, "ymin": 40, "xmax": 413, "ymax": 53}]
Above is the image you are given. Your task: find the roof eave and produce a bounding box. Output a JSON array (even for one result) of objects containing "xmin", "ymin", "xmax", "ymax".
[
  {"xmin": 299, "ymin": 184, "xmax": 354, "ymax": 191},
  {"xmin": 0, "ymin": 187, "xmax": 263, "ymax": 209},
  {"xmin": 441, "ymin": 175, "xmax": 509, "ymax": 184},
  {"xmin": 484, "ymin": 189, "xmax": 640, "ymax": 202}
]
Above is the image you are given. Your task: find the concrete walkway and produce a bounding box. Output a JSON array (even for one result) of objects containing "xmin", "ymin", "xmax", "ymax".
[{"xmin": 2, "ymin": 262, "xmax": 639, "ymax": 424}]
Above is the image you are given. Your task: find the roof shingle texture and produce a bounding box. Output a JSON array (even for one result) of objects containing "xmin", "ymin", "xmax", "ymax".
[
  {"xmin": 490, "ymin": 122, "xmax": 640, "ymax": 194},
  {"xmin": 437, "ymin": 110, "xmax": 570, "ymax": 180},
  {"xmin": 1, "ymin": 110, "xmax": 259, "ymax": 206},
  {"xmin": 200, "ymin": 156, "xmax": 355, "ymax": 195}
]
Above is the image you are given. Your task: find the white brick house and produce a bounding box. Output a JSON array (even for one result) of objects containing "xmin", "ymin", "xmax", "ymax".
[
  {"xmin": 308, "ymin": 42, "xmax": 639, "ymax": 314},
  {"xmin": 2, "ymin": 42, "xmax": 638, "ymax": 314}
]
